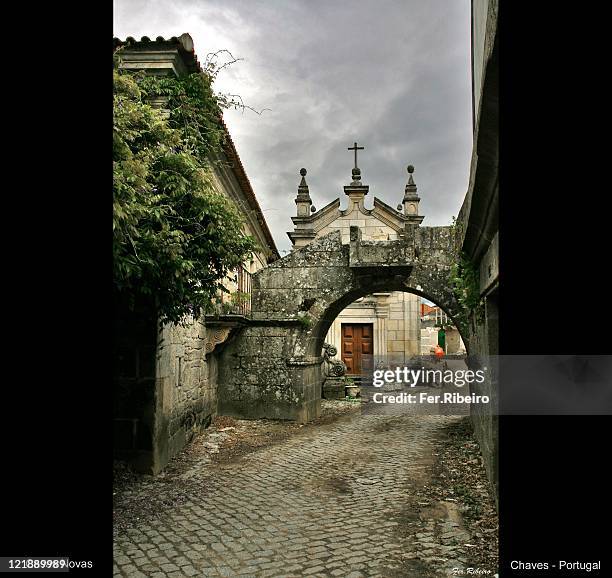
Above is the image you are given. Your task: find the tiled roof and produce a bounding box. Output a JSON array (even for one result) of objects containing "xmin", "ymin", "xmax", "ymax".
[
  {"xmin": 113, "ymin": 34, "xmax": 202, "ymax": 73},
  {"xmin": 421, "ymin": 303, "xmax": 437, "ymax": 316}
]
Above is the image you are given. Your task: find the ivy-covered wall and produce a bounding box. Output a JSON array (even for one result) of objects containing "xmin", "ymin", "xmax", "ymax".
[{"xmin": 113, "ymin": 38, "xmax": 273, "ymax": 474}]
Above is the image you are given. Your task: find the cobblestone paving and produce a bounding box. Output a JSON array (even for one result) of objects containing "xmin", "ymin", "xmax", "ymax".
[{"xmin": 114, "ymin": 410, "xmax": 473, "ymax": 577}]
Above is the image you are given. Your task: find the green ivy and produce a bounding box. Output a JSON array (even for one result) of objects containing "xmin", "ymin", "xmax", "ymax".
[
  {"xmin": 450, "ymin": 252, "xmax": 485, "ymax": 326},
  {"xmin": 449, "ymin": 215, "xmax": 465, "ymax": 257},
  {"xmin": 113, "ymin": 55, "xmax": 257, "ymax": 325},
  {"xmin": 137, "ymin": 72, "xmax": 227, "ymax": 161},
  {"xmin": 296, "ymin": 313, "xmax": 313, "ymax": 329}
]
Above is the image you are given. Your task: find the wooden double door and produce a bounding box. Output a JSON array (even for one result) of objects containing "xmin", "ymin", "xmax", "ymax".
[{"xmin": 341, "ymin": 323, "xmax": 373, "ymax": 375}]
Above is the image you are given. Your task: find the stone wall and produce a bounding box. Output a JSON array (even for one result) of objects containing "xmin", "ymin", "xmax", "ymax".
[
  {"xmin": 152, "ymin": 319, "xmax": 217, "ymax": 474},
  {"xmin": 386, "ymin": 291, "xmax": 420, "ymax": 360},
  {"xmin": 465, "ymin": 291, "xmax": 498, "ymax": 504},
  {"xmin": 420, "ymin": 326, "xmax": 437, "ymax": 355},
  {"xmin": 445, "ymin": 328, "xmax": 465, "ymax": 354},
  {"xmin": 218, "ymin": 324, "xmax": 320, "ymax": 422},
  {"xmin": 217, "ymin": 227, "xmax": 462, "ymax": 422},
  {"xmin": 113, "ymin": 306, "xmax": 219, "ymax": 475},
  {"xmin": 460, "ymin": 0, "xmax": 498, "ymax": 503}
]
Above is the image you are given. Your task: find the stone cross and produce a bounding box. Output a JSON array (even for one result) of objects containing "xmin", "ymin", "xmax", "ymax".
[{"xmin": 348, "ymin": 142, "xmax": 364, "ymax": 168}]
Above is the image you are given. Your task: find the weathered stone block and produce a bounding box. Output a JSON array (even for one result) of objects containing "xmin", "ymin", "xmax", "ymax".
[
  {"xmin": 218, "ymin": 228, "xmax": 462, "ymax": 427},
  {"xmin": 322, "ymin": 379, "xmax": 346, "ymax": 400}
]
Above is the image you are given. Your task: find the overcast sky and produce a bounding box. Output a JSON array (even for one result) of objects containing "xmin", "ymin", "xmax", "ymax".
[{"xmin": 114, "ymin": 0, "xmax": 473, "ymax": 256}]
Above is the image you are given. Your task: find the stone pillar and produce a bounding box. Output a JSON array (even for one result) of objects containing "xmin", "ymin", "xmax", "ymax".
[
  {"xmin": 403, "ymin": 293, "xmax": 421, "ymax": 357},
  {"xmin": 402, "ymin": 165, "xmax": 420, "ymax": 217},
  {"xmin": 375, "ymin": 317, "xmax": 387, "ymax": 358},
  {"xmin": 343, "ymin": 167, "xmax": 369, "ymax": 213},
  {"xmin": 288, "ymin": 168, "xmax": 316, "ymax": 247},
  {"xmin": 295, "ymin": 168, "xmax": 312, "ymax": 217},
  {"xmin": 374, "ymin": 294, "xmax": 390, "ymax": 360}
]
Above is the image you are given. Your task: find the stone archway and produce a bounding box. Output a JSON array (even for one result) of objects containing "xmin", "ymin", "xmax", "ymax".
[{"xmin": 218, "ymin": 226, "xmax": 462, "ymax": 422}]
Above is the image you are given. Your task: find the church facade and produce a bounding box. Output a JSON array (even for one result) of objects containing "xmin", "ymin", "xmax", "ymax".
[{"xmin": 287, "ymin": 153, "xmax": 424, "ymax": 373}]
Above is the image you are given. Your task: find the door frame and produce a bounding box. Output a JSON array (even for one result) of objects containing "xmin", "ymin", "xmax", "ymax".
[{"xmin": 341, "ymin": 322, "xmax": 374, "ymax": 375}]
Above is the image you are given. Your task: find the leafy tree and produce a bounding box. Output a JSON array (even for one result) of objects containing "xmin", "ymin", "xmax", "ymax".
[{"xmin": 113, "ymin": 59, "xmax": 257, "ymax": 325}]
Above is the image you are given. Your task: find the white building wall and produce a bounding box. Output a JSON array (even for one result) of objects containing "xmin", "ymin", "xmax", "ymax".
[
  {"xmin": 317, "ymin": 206, "xmax": 398, "ymax": 243},
  {"xmin": 421, "ymin": 326, "xmax": 467, "ymax": 355}
]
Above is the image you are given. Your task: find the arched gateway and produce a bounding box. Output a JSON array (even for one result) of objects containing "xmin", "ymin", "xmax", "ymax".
[{"xmin": 218, "ymin": 223, "xmax": 462, "ymax": 422}]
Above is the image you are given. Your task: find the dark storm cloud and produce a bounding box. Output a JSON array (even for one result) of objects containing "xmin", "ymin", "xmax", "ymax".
[{"xmin": 114, "ymin": 0, "xmax": 472, "ymax": 254}]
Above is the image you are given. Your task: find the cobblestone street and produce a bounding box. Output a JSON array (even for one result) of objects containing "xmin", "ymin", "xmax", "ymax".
[{"xmin": 114, "ymin": 403, "xmax": 497, "ymax": 578}]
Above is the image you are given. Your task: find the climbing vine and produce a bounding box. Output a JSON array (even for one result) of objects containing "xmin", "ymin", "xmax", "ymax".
[
  {"xmin": 113, "ymin": 50, "xmax": 258, "ymax": 325},
  {"xmin": 136, "ymin": 72, "xmax": 227, "ymax": 161},
  {"xmin": 296, "ymin": 312, "xmax": 314, "ymax": 330},
  {"xmin": 450, "ymin": 252, "xmax": 485, "ymax": 326},
  {"xmin": 449, "ymin": 215, "xmax": 465, "ymax": 258},
  {"xmin": 135, "ymin": 49, "xmax": 269, "ymax": 161},
  {"xmin": 448, "ymin": 215, "xmax": 484, "ymax": 327}
]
